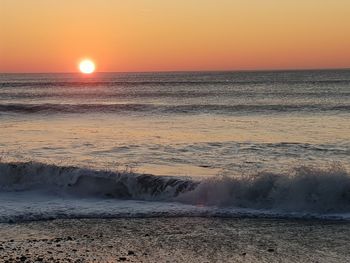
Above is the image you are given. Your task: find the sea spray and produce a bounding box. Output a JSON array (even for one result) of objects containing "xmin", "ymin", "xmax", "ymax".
[{"xmin": 176, "ymin": 164, "xmax": 350, "ymax": 213}]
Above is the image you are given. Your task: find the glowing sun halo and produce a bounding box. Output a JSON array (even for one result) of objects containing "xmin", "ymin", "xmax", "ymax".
[{"xmin": 79, "ymin": 59, "xmax": 95, "ymax": 74}]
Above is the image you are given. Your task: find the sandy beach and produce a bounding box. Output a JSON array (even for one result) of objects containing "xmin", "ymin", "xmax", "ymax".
[{"xmin": 1, "ymin": 217, "xmax": 350, "ymax": 262}]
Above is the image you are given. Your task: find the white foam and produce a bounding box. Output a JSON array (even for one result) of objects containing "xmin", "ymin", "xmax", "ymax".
[{"xmin": 1, "ymin": 191, "xmax": 350, "ymax": 223}]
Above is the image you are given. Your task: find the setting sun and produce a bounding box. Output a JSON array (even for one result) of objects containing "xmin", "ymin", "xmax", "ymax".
[{"xmin": 79, "ymin": 59, "xmax": 95, "ymax": 74}]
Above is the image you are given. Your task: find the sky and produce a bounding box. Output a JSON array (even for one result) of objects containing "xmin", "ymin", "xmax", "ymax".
[{"xmin": 1, "ymin": 0, "xmax": 350, "ymax": 73}]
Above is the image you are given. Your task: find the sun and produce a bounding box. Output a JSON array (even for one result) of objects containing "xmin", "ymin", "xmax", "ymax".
[{"xmin": 79, "ymin": 59, "xmax": 95, "ymax": 74}]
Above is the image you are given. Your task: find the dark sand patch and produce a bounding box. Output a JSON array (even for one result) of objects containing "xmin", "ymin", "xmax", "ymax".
[{"xmin": 0, "ymin": 218, "xmax": 350, "ymax": 262}]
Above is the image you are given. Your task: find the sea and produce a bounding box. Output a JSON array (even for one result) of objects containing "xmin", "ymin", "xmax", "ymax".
[{"xmin": 0, "ymin": 70, "xmax": 349, "ymax": 222}]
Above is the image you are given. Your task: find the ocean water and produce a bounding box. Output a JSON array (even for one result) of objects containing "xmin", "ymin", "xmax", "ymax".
[{"xmin": 0, "ymin": 70, "xmax": 350, "ymax": 222}]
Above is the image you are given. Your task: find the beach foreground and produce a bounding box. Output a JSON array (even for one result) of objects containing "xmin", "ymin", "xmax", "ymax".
[{"xmin": 1, "ymin": 218, "xmax": 350, "ymax": 262}]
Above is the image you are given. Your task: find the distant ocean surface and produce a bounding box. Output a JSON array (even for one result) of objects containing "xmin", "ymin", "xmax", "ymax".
[{"xmin": 1, "ymin": 70, "xmax": 350, "ymax": 222}]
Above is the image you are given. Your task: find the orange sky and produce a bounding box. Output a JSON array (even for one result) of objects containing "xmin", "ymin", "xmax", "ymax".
[{"xmin": 1, "ymin": 0, "xmax": 350, "ymax": 73}]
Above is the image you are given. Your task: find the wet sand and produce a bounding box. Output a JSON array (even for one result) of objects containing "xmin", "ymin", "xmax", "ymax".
[{"xmin": 1, "ymin": 217, "xmax": 350, "ymax": 262}]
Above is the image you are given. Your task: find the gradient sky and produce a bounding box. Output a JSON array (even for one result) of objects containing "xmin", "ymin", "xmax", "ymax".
[{"xmin": 1, "ymin": 0, "xmax": 350, "ymax": 73}]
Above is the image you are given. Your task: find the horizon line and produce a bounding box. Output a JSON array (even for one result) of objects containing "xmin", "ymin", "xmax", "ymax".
[{"xmin": 1, "ymin": 67, "xmax": 350, "ymax": 75}]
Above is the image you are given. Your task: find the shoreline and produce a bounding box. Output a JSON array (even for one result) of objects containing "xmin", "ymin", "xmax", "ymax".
[{"xmin": 1, "ymin": 217, "xmax": 350, "ymax": 262}]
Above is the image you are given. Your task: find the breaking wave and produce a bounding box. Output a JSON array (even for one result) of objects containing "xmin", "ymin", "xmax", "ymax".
[
  {"xmin": 1, "ymin": 161, "xmax": 350, "ymax": 216},
  {"xmin": 0, "ymin": 162, "xmax": 196, "ymax": 200},
  {"xmin": 177, "ymin": 165, "xmax": 350, "ymax": 213}
]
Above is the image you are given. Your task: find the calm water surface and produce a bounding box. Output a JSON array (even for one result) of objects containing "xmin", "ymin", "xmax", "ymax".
[{"xmin": 1, "ymin": 70, "xmax": 349, "ymax": 176}]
